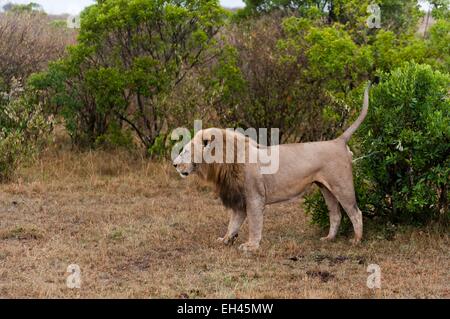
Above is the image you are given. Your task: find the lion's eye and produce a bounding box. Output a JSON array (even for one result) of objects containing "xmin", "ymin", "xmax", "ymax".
[{"xmin": 203, "ymin": 139, "xmax": 209, "ymax": 147}]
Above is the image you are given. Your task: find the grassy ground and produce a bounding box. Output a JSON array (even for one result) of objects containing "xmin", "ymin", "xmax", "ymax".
[{"xmin": 0, "ymin": 149, "xmax": 448, "ymax": 298}]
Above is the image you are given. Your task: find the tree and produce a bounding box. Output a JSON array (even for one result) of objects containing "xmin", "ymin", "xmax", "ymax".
[
  {"xmin": 0, "ymin": 12, "xmax": 74, "ymax": 91},
  {"xmin": 32, "ymin": 0, "xmax": 227, "ymax": 148}
]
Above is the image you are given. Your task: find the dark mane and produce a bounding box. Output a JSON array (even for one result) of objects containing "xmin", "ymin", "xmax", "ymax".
[{"xmin": 205, "ymin": 163, "xmax": 246, "ymax": 212}]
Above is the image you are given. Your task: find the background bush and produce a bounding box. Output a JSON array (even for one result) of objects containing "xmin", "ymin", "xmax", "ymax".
[
  {"xmin": 0, "ymin": 80, "xmax": 52, "ymax": 181},
  {"xmin": 0, "ymin": 10, "xmax": 75, "ymax": 91},
  {"xmin": 204, "ymin": 13, "xmax": 371, "ymax": 144}
]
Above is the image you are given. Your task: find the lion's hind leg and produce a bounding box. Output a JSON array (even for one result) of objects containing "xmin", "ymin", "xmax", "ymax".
[
  {"xmin": 327, "ymin": 183, "xmax": 363, "ymax": 244},
  {"xmin": 340, "ymin": 201, "xmax": 363, "ymax": 245},
  {"xmin": 318, "ymin": 184, "xmax": 342, "ymax": 242}
]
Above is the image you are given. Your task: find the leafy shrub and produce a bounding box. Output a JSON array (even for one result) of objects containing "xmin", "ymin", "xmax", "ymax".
[
  {"xmin": 425, "ymin": 19, "xmax": 450, "ymax": 72},
  {"xmin": 95, "ymin": 122, "xmax": 134, "ymax": 150},
  {"xmin": 305, "ymin": 63, "xmax": 450, "ymax": 228},
  {"xmin": 0, "ymin": 81, "xmax": 51, "ymax": 181},
  {"xmin": 372, "ymin": 21, "xmax": 450, "ymax": 75},
  {"xmin": 148, "ymin": 134, "xmax": 170, "ymax": 158}
]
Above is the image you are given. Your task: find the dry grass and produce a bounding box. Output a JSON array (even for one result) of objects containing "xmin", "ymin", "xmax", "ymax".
[{"xmin": 0, "ymin": 148, "xmax": 449, "ymax": 298}]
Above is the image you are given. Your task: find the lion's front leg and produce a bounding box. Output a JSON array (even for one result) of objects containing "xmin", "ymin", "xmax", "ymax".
[
  {"xmin": 239, "ymin": 199, "xmax": 264, "ymax": 252},
  {"xmin": 217, "ymin": 209, "xmax": 246, "ymax": 246}
]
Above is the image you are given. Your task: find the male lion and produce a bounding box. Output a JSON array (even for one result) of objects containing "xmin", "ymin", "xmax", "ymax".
[{"xmin": 173, "ymin": 84, "xmax": 370, "ymax": 251}]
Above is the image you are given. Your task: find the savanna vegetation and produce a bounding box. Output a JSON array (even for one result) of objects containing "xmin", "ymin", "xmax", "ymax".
[
  {"xmin": 6, "ymin": 0, "xmax": 448, "ymax": 226},
  {"xmin": 0, "ymin": 0, "xmax": 448, "ymax": 298}
]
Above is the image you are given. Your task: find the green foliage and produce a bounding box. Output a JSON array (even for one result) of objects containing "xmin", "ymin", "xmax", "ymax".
[
  {"xmin": 202, "ymin": 44, "xmax": 247, "ymax": 123},
  {"xmin": 29, "ymin": 58, "xmax": 104, "ymax": 147},
  {"xmin": 148, "ymin": 134, "xmax": 170, "ymax": 158},
  {"xmin": 239, "ymin": 0, "xmax": 421, "ymax": 36},
  {"xmin": 0, "ymin": 81, "xmax": 51, "ymax": 181},
  {"xmin": 425, "ymin": 19, "xmax": 450, "ymax": 72},
  {"xmin": 304, "ymin": 25, "xmax": 373, "ymax": 91},
  {"xmin": 305, "ymin": 63, "xmax": 450, "ymax": 227},
  {"xmin": 31, "ymin": 0, "xmax": 226, "ymax": 149},
  {"xmin": 360, "ymin": 63, "xmax": 449, "ymax": 224},
  {"xmin": 371, "ymin": 22, "xmax": 450, "ymax": 74},
  {"xmin": 303, "ymin": 189, "xmax": 333, "ymax": 229},
  {"xmin": 429, "ymin": 0, "xmax": 450, "ymax": 20},
  {"xmin": 372, "ymin": 30, "xmax": 417, "ymax": 72},
  {"xmin": 50, "ymin": 20, "xmax": 69, "ymax": 29},
  {"xmin": 207, "ymin": 14, "xmax": 372, "ymax": 143},
  {"xmin": 95, "ymin": 122, "xmax": 134, "ymax": 150}
]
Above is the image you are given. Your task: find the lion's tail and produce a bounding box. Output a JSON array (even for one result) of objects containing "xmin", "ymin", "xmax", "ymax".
[{"xmin": 340, "ymin": 82, "xmax": 371, "ymax": 144}]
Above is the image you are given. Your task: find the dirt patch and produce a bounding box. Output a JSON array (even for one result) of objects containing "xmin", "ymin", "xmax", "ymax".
[
  {"xmin": 311, "ymin": 254, "xmax": 365, "ymax": 266},
  {"xmin": 306, "ymin": 270, "xmax": 335, "ymax": 283}
]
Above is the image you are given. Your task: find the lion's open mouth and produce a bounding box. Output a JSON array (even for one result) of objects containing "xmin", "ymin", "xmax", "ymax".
[{"xmin": 180, "ymin": 172, "xmax": 189, "ymax": 177}]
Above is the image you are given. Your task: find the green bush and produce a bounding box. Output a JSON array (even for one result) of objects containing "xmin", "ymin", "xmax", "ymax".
[
  {"xmin": 305, "ymin": 63, "xmax": 450, "ymax": 228},
  {"xmin": 0, "ymin": 81, "xmax": 51, "ymax": 181},
  {"xmin": 95, "ymin": 122, "xmax": 134, "ymax": 150}
]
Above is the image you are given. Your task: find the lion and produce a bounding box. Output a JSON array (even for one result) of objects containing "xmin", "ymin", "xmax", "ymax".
[{"xmin": 173, "ymin": 84, "xmax": 370, "ymax": 251}]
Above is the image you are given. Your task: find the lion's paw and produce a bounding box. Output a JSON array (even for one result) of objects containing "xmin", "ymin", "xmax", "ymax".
[
  {"xmin": 238, "ymin": 242, "xmax": 260, "ymax": 252},
  {"xmin": 350, "ymin": 237, "xmax": 362, "ymax": 246},
  {"xmin": 217, "ymin": 234, "xmax": 237, "ymax": 246}
]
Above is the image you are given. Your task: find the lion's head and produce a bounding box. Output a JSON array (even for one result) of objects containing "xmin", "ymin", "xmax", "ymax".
[
  {"xmin": 173, "ymin": 128, "xmax": 218, "ymax": 178},
  {"xmin": 172, "ymin": 128, "xmax": 249, "ymax": 211}
]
